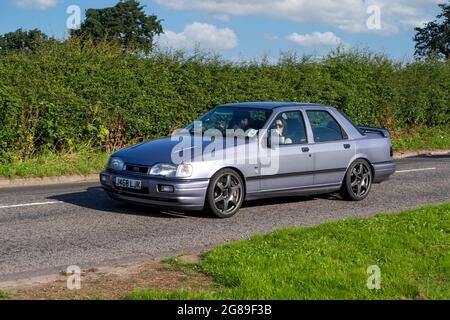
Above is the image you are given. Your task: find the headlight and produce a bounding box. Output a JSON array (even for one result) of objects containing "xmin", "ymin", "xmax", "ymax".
[
  {"xmin": 107, "ymin": 157, "xmax": 125, "ymax": 171},
  {"xmin": 150, "ymin": 163, "xmax": 177, "ymax": 177},
  {"xmin": 150, "ymin": 163, "xmax": 193, "ymax": 178}
]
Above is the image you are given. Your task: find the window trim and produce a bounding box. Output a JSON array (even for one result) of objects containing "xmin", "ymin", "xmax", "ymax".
[{"xmin": 305, "ymin": 110, "xmax": 349, "ymax": 143}]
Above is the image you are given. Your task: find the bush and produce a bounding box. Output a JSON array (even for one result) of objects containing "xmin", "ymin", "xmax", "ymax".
[{"xmin": 0, "ymin": 40, "xmax": 449, "ymax": 162}]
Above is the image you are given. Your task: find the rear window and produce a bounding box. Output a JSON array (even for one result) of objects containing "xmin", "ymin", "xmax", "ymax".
[{"xmin": 306, "ymin": 110, "xmax": 346, "ymax": 142}]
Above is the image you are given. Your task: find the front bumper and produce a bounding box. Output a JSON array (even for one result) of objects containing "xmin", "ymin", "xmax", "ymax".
[
  {"xmin": 373, "ymin": 161, "xmax": 396, "ymax": 183},
  {"xmin": 100, "ymin": 171, "xmax": 209, "ymax": 211}
]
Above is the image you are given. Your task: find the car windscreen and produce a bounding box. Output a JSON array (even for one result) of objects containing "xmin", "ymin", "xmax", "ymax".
[{"xmin": 187, "ymin": 107, "xmax": 273, "ymax": 135}]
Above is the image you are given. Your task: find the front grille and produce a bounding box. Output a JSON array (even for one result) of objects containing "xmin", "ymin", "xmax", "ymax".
[{"xmin": 125, "ymin": 164, "xmax": 150, "ymax": 174}]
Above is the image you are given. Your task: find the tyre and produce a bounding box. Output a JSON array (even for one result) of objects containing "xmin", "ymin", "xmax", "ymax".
[
  {"xmin": 205, "ymin": 169, "xmax": 245, "ymax": 218},
  {"xmin": 340, "ymin": 159, "xmax": 373, "ymax": 201}
]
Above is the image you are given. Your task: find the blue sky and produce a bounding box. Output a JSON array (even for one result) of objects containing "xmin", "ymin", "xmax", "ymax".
[{"xmin": 0, "ymin": 0, "xmax": 446, "ymax": 61}]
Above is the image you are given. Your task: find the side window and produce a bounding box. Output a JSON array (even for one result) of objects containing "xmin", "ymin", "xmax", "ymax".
[
  {"xmin": 306, "ymin": 110, "xmax": 346, "ymax": 143},
  {"xmin": 269, "ymin": 111, "xmax": 308, "ymax": 145}
]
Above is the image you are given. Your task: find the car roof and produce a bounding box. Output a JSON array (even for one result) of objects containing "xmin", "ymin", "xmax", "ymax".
[{"xmin": 218, "ymin": 102, "xmax": 330, "ymax": 110}]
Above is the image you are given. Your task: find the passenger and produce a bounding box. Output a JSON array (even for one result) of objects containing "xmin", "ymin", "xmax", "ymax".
[{"xmin": 233, "ymin": 112, "xmax": 251, "ymax": 131}]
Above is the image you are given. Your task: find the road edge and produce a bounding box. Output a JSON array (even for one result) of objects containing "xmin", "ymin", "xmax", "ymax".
[
  {"xmin": 392, "ymin": 148, "xmax": 449, "ymax": 160},
  {"xmin": 0, "ymin": 149, "xmax": 448, "ymax": 188},
  {"xmin": 0, "ymin": 174, "xmax": 99, "ymax": 188}
]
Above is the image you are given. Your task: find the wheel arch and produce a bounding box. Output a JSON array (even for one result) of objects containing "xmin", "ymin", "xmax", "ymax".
[
  {"xmin": 347, "ymin": 154, "xmax": 375, "ymax": 177},
  {"xmin": 216, "ymin": 166, "xmax": 247, "ymax": 196}
]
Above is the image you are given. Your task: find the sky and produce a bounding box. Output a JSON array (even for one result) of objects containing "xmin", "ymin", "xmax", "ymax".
[{"xmin": 0, "ymin": 0, "xmax": 447, "ymax": 61}]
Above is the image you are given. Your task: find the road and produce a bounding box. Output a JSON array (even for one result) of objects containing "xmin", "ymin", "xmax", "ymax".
[{"xmin": 0, "ymin": 155, "xmax": 448, "ymax": 282}]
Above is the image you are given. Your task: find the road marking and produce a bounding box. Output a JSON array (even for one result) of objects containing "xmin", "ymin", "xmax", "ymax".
[
  {"xmin": 0, "ymin": 201, "xmax": 62, "ymax": 209},
  {"xmin": 395, "ymin": 167, "xmax": 436, "ymax": 174}
]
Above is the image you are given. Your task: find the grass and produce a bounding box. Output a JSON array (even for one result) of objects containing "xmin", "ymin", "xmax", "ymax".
[
  {"xmin": 391, "ymin": 126, "xmax": 450, "ymax": 151},
  {"xmin": 0, "ymin": 290, "xmax": 10, "ymax": 299},
  {"xmin": 0, "ymin": 126, "xmax": 448, "ymax": 179},
  {"xmin": 0, "ymin": 148, "xmax": 109, "ymax": 178},
  {"xmin": 128, "ymin": 203, "xmax": 450, "ymax": 300}
]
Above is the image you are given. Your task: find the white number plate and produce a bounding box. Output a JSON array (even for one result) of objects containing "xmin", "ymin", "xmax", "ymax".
[{"xmin": 115, "ymin": 177, "xmax": 142, "ymax": 190}]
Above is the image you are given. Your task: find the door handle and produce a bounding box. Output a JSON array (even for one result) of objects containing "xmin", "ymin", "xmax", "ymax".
[
  {"xmin": 302, "ymin": 147, "xmax": 310, "ymax": 153},
  {"xmin": 344, "ymin": 144, "xmax": 351, "ymax": 149}
]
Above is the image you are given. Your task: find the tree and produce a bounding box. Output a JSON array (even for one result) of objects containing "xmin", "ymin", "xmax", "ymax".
[
  {"xmin": 0, "ymin": 28, "xmax": 49, "ymax": 54},
  {"xmin": 414, "ymin": 3, "xmax": 450, "ymax": 60},
  {"xmin": 71, "ymin": 0, "xmax": 163, "ymax": 53}
]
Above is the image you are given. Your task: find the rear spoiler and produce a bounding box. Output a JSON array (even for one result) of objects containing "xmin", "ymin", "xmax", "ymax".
[{"xmin": 357, "ymin": 126, "xmax": 390, "ymax": 138}]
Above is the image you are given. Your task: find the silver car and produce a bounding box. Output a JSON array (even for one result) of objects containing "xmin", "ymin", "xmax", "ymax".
[{"xmin": 100, "ymin": 102, "xmax": 396, "ymax": 218}]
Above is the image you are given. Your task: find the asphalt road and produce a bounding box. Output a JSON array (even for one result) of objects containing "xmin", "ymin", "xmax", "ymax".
[{"xmin": 0, "ymin": 155, "xmax": 448, "ymax": 282}]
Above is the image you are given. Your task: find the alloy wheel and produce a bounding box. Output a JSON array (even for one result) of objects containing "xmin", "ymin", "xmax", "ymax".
[
  {"xmin": 350, "ymin": 162, "xmax": 372, "ymax": 198},
  {"xmin": 213, "ymin": 173, "xmax": 243, "ymax": 215}
]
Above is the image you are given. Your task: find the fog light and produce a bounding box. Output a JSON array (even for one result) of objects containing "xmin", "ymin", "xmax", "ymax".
[
  {"xmin": 100, "ymin": 174, "xmax": 110, "ymax": 184},
  {"xmin": 159, "ymin": 185, "xmax": 174, "ymax": 193}
]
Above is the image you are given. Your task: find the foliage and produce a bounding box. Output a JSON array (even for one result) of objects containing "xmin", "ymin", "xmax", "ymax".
[
  {"xmin": 0, "ymin": 28, "xmax": 50, "ymax": 54},
  {"xmin": 414, "ymin": 3, "xmax": 450, "ymax": 60},
  {"xmin": 0, "ymin": 290, "xmax": 10, "ymax": 299},
  {"xmin": 71, "ymin": 0, "xmax": 163, "ymax": 53}
]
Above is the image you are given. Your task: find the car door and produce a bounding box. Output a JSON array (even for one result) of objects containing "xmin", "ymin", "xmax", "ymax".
[
  {"xmin": 258, "ymin": 110, "xmax": 314, "ymax": 192},
  {"xmin": 305, "ymin": 109, "xmax": 356, "ymax": 185}
]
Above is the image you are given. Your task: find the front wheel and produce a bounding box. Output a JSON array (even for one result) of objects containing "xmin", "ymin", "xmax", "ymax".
[
  {"xmin": 340, "ymin": 159, "xmax": 373, "ymax": 201},
  {"xmin": 205, "ymin": 169, "xmax": 245, "ymax": 218}
]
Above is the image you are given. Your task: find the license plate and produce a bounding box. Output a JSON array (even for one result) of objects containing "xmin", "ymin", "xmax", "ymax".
[{"xmin": 115, "ymin": 177, "xmax": 142, "ymax": 190}]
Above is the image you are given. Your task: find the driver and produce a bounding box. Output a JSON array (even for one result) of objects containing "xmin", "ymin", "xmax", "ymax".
[{"xmin": 272, "ymin": 117, "xmax": 292, "ymax": 145}]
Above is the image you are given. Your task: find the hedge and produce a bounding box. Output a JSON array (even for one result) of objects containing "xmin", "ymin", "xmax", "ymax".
[{"xmin": 0, "ymin": 39, "xmax": 449, "ymax": 162}]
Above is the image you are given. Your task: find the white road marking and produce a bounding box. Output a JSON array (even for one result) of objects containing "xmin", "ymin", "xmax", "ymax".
[
  {"xmin": 395, "ymin": 167, "xmax": 436, "ymax": 174},
  {"xmin": 0, "ymin": 201, "xmax": 62, "ymax": 209}
]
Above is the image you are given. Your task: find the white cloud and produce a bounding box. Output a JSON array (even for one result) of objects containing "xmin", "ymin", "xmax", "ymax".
[
  {"xmin": 154, "ymin": 0, "xmax": 447, "ymax": 34},
  {"xmin": 286, "ymin": 32, "xmax": 347, "ymax": 48},
  {"xmin": 156, "ymin": 22, "xmax": 238, "ymax": 51},
  {"xmin": 264, "ymin": 33, "xmax": 279, "ymax": 41},
  {"xmin": 211, "ymin": 14, "xmax": 231, "ymax": 22},
  {"xmin": 15, "ymin": 0, "xmax": 59, "ymax": 9}
]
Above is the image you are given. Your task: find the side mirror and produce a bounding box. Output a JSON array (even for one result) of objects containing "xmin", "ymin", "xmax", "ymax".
[{"xmin": 246, "ymin": 129, "xmax": 258, "ymax": 139}]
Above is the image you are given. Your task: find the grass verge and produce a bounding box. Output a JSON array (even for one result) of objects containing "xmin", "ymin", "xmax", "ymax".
[
  {"xmin": 128, "ymin": 203, "xmax": 450, "ymax": 300},
  {"xmin": 391, "ymin": 126, "xmax": 450, "ymax": 151},
  {"xmin": 0, "ymin": 290, "xmax": 10, "ymax": 299},
  {"xmin": 0, "ymin": 148, "xmax": 109, "ymax": 178}
]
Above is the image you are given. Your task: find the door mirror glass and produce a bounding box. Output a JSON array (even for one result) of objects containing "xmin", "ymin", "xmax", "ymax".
[{"xmin": 246, "ymin": 129, "xmax": 258, "ymax": 139}]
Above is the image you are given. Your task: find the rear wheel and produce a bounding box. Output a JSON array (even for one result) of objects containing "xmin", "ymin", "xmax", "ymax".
[
  {"xmin": 205, "ymin": 169, "xmax": 244, "ymax": 218},
  {"xmin": 340, "ymin": 159, "xmax": 373, "ymax": 201}
]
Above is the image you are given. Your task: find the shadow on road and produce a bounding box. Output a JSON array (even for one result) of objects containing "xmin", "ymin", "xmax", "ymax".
[
  {"xmin": 243, "ymin": 193, "xmax": 340, "ymax": 209},
  {"xmin": 416, "ymin": 153, "xmax": 450, "ymax": 159},
  {"xmin": 47, "ymin": 186, "xmax": 207, "ymax": 219},
  {"xmin": 48, "ymin": 186, "xmax": 337, "ymax": 218}
]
